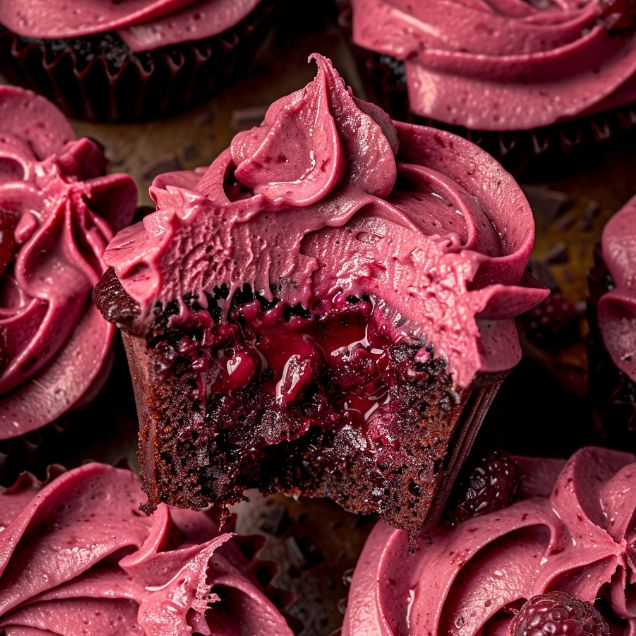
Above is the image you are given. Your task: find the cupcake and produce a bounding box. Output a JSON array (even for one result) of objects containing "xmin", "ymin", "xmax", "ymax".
[
  {"xmin": 0, "ymin": 86, "xmax": 137, "ymax": 439},
  {"xmin": 343, "ymin": 446, "xmax": 636, "ymax": 634},
  {"xmin": 588, "ymin": 195, "xmax": 636, "ymax": 444},
  {"xmin": 0, "ymin": 0, "xmax": 276, "ymax": 121},
  {"xmin": 94, "ymin": 53, "xmax": 546, "ymax": 538},
  {"xmin": 343, "ymin": 0, "xmax": 636, "ymax": 163},
  {"xmin": 0, "ymin": 462, "xmax": 293, "ymax": 635}
]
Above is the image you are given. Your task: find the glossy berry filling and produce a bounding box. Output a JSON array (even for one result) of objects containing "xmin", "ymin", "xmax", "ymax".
[{"xmin": 155, "ymin": 289, "xmax": 438, "ymax": 448}]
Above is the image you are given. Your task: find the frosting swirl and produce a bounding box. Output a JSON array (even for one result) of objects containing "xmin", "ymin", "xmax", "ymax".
[
  {"xmin": 343, "ymin": 446, "xmax": 636, "ymax": 635},
  {"xmin": 101, "ymin": 54, "xmax": 545, "ymax": 388},
  {"xmin": 350, "ymin": 0, "xmax": 636, "ymax": 130},
  {"xmin": 599, "ymin": 195, "xmax": 636, "ymax": 382},
  {"xmin": 0, "ymin": 0, "xmax": 261, "ymax": 52},
  {"xmin": 0, "ymin": 86, "xmax": 136, "ymax": 438},
  {"xmin": 0, "ymin": 463, "xmax": 292, "ymax": 635}
]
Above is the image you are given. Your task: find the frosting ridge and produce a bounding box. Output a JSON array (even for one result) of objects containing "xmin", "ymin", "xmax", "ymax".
[
  {"xmin": 0, "ymin": 86, "xmax": 136, "ymax": 438},
  {"xmin": 350, "ymin": 0, "xmax": 636, "ymax": 130},
  {"xmin": 102, "ymin": 54, "xmax": 546, "ymax": 387},
  {"xmin": 343, "ymin": 446, "xmax": 636, "ymax": 635},
  {"xmin": 599, "ymin": 195, "xmax": 636, "ymax": 382}
]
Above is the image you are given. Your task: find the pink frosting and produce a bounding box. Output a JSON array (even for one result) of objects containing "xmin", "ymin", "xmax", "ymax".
[
  {"xmin": 0, "ymin": 463, "xmax": 292, "ymax": 635},
  {"xmin": 343, "ymin": 446, "xmax": 636, "ymax": 635},
  {"xmin": 0, "ymin": 86, "xmax": 136, "ymax": 439},
  {"xmin": 599, "ymin": 195, "xmax": 636, "ymax": 382},
  {"xmin": 102, "ymin": 54, "xmax": 545, "ymax": 388},
  {"xmin": 350, "ymin": 0, "xmax": 636, "ymax": 131},
  {"xmin": 0, "ymin": 0, "xmax": 261, "ymax": 52}
]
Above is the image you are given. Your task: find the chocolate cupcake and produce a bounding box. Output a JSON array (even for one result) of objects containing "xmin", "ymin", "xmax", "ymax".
[
  {"xmin": 0, "ymin": 0, "xmax": 276, "ymax": 122},
  {"xmin": 94, "ymin": 54, "xmax": 546, "ymax": 538},
  {"xmin": 341, "ymin": 0, "xmax": 636, "ymax": 166},
  {"xmin": 588, "ymin": 195, "xmax": 636, "ymax": 445},
  {"xmin": 0, "ymin": 86, "xmax": 136, "ymax": 440},
  {"xmin": 0, "ymin": 463, "xmax": 293, "ymax": 634}
]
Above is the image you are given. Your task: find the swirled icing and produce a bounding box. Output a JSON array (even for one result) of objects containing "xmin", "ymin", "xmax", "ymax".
[
  {"xmin": 0, "ymin": 86, "xmax": 136, "ymax": 438},
  {"xmin": 350, "ymin": 0, "xmax": 636, "ymax": 130},
  {"xmin": 100, "ymin": 54, "xmax": 546, "ymax": 388},
  {"xmin": 0, "ymin": 0, "xmax": 261, "ymax": 52},
  {"xmin": 599, "ymin": 195, "xmax": 636, "ymax": 382},
  {"xmin": 0, "ymin": 463, "xmax": 292, "ymax": 635},
  {"xmin": 343, "ymin": 446, "xmax": 636, "ymax": 635}
]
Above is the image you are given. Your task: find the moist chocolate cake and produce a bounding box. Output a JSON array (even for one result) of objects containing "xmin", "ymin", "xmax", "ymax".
[{"xmin": 94, "ymin": 54, "xmax": 545, "ymax": 536}]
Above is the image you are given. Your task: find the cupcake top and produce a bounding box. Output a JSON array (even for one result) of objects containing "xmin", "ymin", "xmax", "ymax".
[
  {"xmin": 0, "ymin": 86, "xmax": 136, "ymax": 439},
  {"xmin": 0, "ymin": 0, "xmax": 261, "ymax": 52},
  {"xmin": 343, "ymin": 446, "xmax": 636, "ymax": 635},
  {"xmin": 0, "ymin": 463, "xmax": 292, "ymax": 635},
  {"xmin": 98, "ymin": 54, "xmax": 545, "ymax": 388},
  {"xmin": 599, "ymin": 195, "xmax": 636, "ymax": 382},
  {"xmin": 349, "ymin": 0, "xmax": 636, "ymax": 131}
]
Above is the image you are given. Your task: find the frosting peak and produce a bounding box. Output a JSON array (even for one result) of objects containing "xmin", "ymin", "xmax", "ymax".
[
  {"xmin": 599, "ymin": 195, "xmax": 636, "ymax": 381},
  {"xmin": 102, "ymin": 55, "xmax": 545, "ymax": 387},
  {"xmin": 343, "ymin": 447, "xmax": 636, "ymax": 635}
]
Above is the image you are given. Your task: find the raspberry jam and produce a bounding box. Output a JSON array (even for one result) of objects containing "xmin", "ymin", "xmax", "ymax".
[{"xmin": 162, "ymin": 290, "xmax": 434, "ymax": 444}]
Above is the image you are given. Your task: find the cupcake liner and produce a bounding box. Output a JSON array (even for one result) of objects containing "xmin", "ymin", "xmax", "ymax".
[
  {"xmin": 587, "ymin": 247, "xmax": 636, "ymax": 445},
  {"xmin": 0, "ymin": 1, "xmax": 276, "ymax": 122}
]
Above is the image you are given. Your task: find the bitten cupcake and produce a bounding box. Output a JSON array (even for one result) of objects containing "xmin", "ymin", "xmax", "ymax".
[
  {"xmin": 94, "ymin": 54, "xmax": 545, "ymax": 537},
  {"xmin": 344, "ymin": 446, "xmax": 636, "ymax": 635},
  {"xmin": 0, "ymin": 0, "xmax": 276, "ymax": 121},
  {"xmin": 0, "ymin": 463, "xmax": 293, "ymax": 635},
  {"xmin": 343, "ymin": 0, "xmax": 636, "ymax": 161},
  {"xmin": 588, "ymin": 195, "xmax": 636, "ymax": 444},
  {"xmin": 0, "ymin": 86, "xmax": 136, "ymax": 439}
]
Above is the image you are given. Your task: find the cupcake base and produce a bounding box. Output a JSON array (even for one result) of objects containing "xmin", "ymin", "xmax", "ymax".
[{"xmin": 0, "ymin": 1, "xmax": 276, "ymax": 122}]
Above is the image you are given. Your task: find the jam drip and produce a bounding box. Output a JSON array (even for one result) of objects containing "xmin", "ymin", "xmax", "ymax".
[{"xmin": 153, "ymin": 291, "xmax": 437, "ymax": 448}]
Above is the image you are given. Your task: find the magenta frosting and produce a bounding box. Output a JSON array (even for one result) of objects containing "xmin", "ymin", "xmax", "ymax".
[
  {"xmin": 0, "ymin": 86, "xmax": 136, "ymax": 439},
  {"xmin": 599, "ymin": 195, "xmax": 636, "ymax": 382},
  {"xmin": 350, "ymin": 0, "xmax": 636, "ymax": 131},
  {"xmin": 0, "ymin": 463, "xmax": 292, "ymax": 635},
  {"xmin": 343, "ymin": 446, "xmax": 636, "ymax": 635},
  {"xmin": 102, "ymin": 54, "xmax": 545, "ymax": 388},
  {"xmin": 0, "ymin": 0, "xmax": 261, "ymax": 52}
]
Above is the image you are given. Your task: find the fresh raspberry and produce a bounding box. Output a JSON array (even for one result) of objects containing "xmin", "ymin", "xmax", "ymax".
[
  {"xmin": 526, "ymin": 291, "xmax": 579, "ymax": 349},
  {"xmin": 600, "ymin": 0, "xmax": 636, "ymax": 30},
  {"xmin": 449, "ymin": 451, "xmax": 519, "ymax": 524},
  {"xmin": 0, "ymin": 211, "xmax": 17, "ymax": 275},
  {"xmin": 510, "ymin": 591, "xmax": 609, "ymax": 636}
]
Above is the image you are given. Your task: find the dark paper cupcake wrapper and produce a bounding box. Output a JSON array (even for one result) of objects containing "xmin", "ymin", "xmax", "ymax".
[
  {"xmin": 0, "ymin": 1, "xmax": 276, "ymax": 122},
  {"xmin": 587, "ymin": 246, "xmax": 636, "ymax": 446}
]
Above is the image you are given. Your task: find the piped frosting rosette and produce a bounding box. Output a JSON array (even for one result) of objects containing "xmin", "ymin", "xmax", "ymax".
[
  {"xmin": 0, "ymin": 463, "xmax": 293, "ymax": 635},
  {"xmin": 343, "ymin": 446, "xmax": 636, "ymax": 635},
  {"xmin": 0, "ymin": 86, "xmax": 136, "ymax": 438}
]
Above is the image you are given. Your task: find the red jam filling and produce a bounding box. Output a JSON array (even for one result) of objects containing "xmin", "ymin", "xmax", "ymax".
[{"xmin": 170, "ymin": 292, "xmax": 432, "ymax": 442}]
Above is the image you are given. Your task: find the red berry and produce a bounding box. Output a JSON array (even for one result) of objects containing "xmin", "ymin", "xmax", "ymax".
[
  {"xmin": 0, "ymin": 211, "xmax": 18, "ymax": 275},
  {"xmin": 510, "ymin": 591, "xmax": 609, "ymax": 636},
  {"xmin": 526, "ymin": 291, "xmax": 579, "ymax": 349},
  {"xmin": 450, "ymin": 451, "xmax": 519, "ymax": 524},
  {"xmin": 600, "ymin": 0, "xmax": 636, "ymax": 30}
]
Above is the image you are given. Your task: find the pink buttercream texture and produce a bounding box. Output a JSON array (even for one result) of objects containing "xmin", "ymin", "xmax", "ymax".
[
  {"xmin": 600, "ymin": 195, "xmax": 636, "ymax": 382},
  {"xmin": 103, "ymin": 54, "xmax": 545, "ymax": 388},
  {"xmin": 350, "ymin": 0, "xmax": 636, "ymax": 130},
  {"xmin": 0, "ymin": 463, "xmax": 292, "ymax": 635},
  {"xmin": 0, "ymin": 0, "xmax": 261, "ymax": 52},
  {"xmin": 0, "ymin": 86, "xmax": 136, "ymax": 439},
  {"xmin": 343, "ymin": 446, "xmax": 636, "ymax": 635}
]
